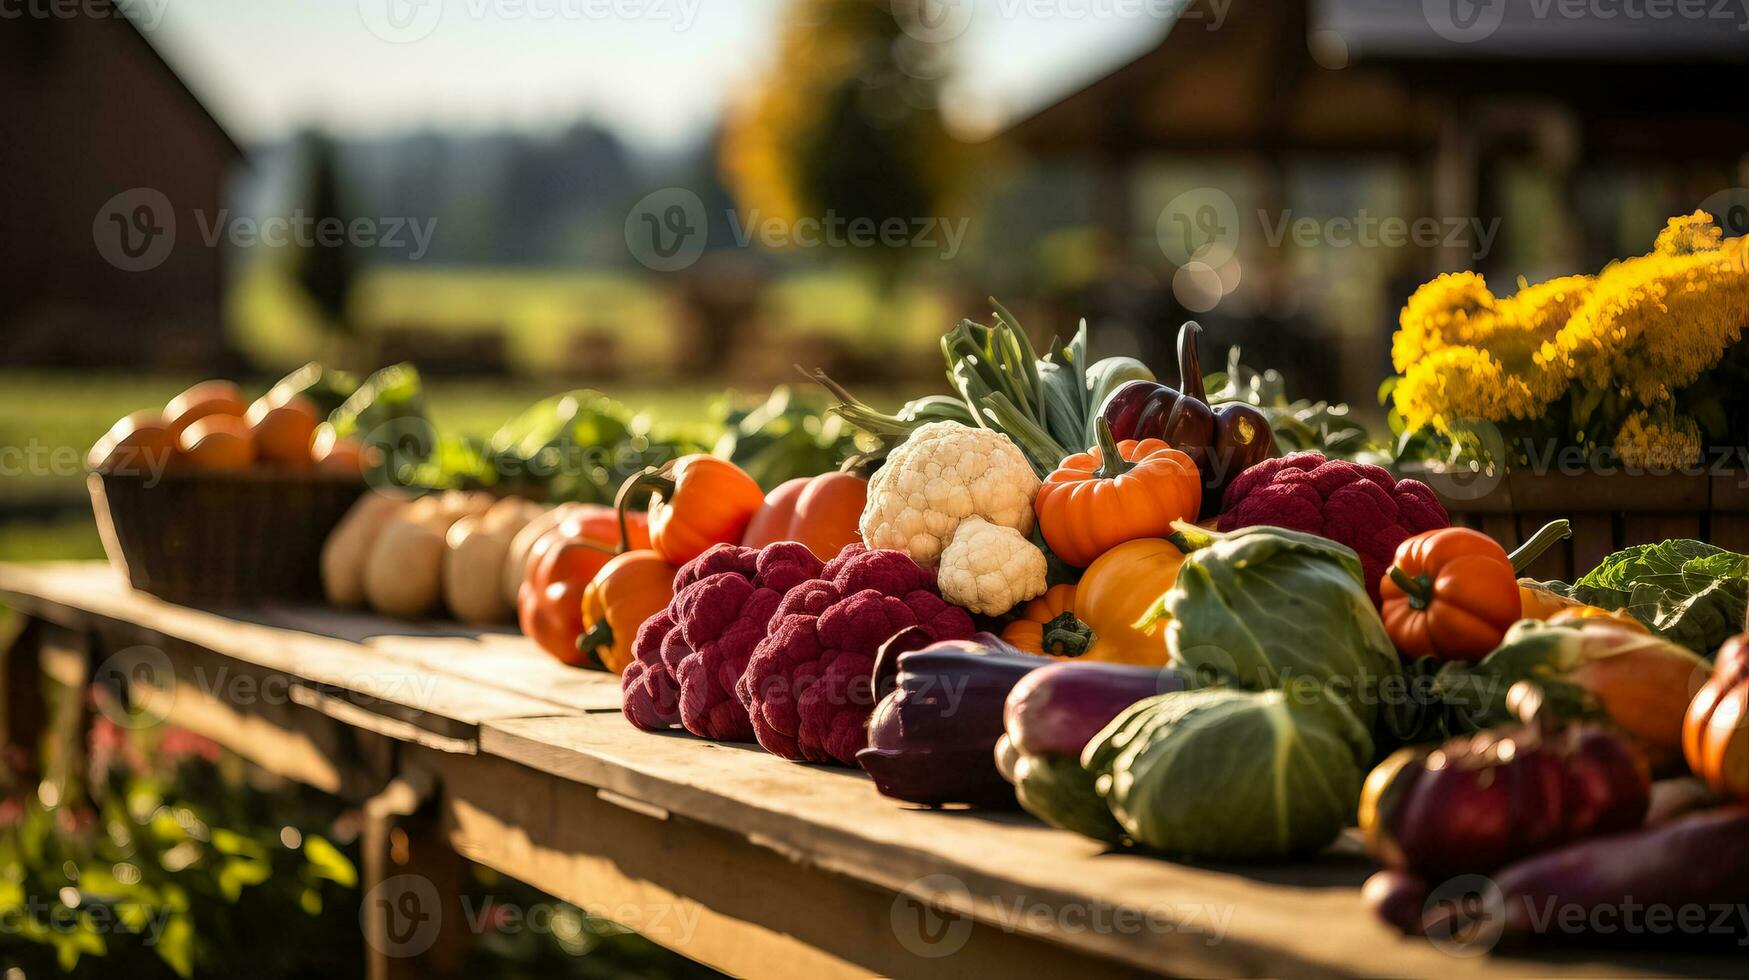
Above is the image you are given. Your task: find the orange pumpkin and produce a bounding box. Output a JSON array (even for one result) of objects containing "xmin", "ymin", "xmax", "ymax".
[
  {"xmin": 740, "ymin": 471, "xmax": 866, "ymax": 561},
  {"xmin": 1685, "ymin": 634, "xmax": 1749, "ymax": 800},
  {"xmin": 621, "ymin": 456, "xmax": 764, "ymax": 566},
  {"xmin": 579, "ymin": 549, "xmax": 677, "ymax": 674},
  {"xmin": 1033, "ymin": 420, "xmax": 1202, "ymax": 568},
  {"xmin": 1071, "ymin": 538, "xmax": 1188, "ymax": 665},
  {"xmin": 518, "ymin": 505, "xmax": 651, "ymax": 665},
  {"xmin": 1001, "ymin": 584, "xmax": 1077, "ymax": 656}
]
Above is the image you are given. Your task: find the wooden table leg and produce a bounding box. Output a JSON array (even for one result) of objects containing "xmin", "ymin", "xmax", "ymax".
[{"xmin": 362, "ymin": 765, "xmax": 469, "ymax": 980}]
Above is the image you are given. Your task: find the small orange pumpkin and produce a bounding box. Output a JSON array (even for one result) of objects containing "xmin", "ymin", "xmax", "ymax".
[
  {"xmin": 1685, "ymin": 634, "xmax": 1749, "ymax": 800},
  {"xmin": 579, "ymin": 549, "xmax": 677, "ymax": 674},
  {"xmin": 739, "ymin": 471, "xmax": 866, "ymax": 561},
  {"xmin": 620, "ymin": 455, "xmax": 765, "ymax": 566},
  {"xmin": 1033, "ymin": 419, "xmax": 1201, "ymax": 568},
  {"xmin": 1001, "ymin": 584, "xmax": 1077, "ymax": 656}
]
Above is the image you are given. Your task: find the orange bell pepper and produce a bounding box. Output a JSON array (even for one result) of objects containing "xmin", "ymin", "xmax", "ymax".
[{"xmin": 1380, "ymin": 520, "xmax": 1570, "ymax": 662}]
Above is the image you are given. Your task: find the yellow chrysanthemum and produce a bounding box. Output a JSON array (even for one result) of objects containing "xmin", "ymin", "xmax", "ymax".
[
  {"xmin": 1613, "ymin": 409, "xmax": 1702, "ymax": 469},
  {"xmin": 1654, "ymin": 210, "xmax": 1724, "ymax": 257},
  {"xmin": 1391, "ymin": 271, "xmax": 1496, "ymax": 372},
  {"xmin": 1549, "ymin": 231, "xmax": 1749, "ymax": 403},
  {"xmin": 1394, "ymin": 345, "xmax": 1546, "ymax": 434}
]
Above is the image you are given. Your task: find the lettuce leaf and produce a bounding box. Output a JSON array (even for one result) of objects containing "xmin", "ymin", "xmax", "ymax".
[{"xmin": 1569, "ymin": 539, "xmax": 1748, "ymax": 656}]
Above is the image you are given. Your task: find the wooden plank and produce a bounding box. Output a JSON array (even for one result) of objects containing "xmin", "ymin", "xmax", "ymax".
[
  {"xmin": 428, "ymin": 747, "xmax": 1114, "ymax": 980},
  {"xmin": 0, "ymin": 563, "xmax": 577, "ymax": 747},
  {"xmin": 479, "ymin": 715, "xmax": 1722, "ymax": 979}
]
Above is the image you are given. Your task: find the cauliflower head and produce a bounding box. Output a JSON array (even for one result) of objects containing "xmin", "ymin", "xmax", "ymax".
[
  {"xmin": 938, "ymin": 517, "xmax": 1048, "ymax": 616},
  {"xmin": 860, "ymin": 422, "xmax": 1040, "ymax": 565}
]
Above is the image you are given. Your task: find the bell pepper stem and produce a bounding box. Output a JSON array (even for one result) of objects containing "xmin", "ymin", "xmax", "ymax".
[
  {"xmin": 1508, "ymin": 519, "xmax": 1572, "ymax": 574},
  {"xmin": 1093, "ymin": 417, "xmax": 1136, "ymax": 479},
  {"xmin": 614, "ymin": 465, "xmax": 674, "ymax": 555},
  {"xmin": 577, "ymin": 619, "xmax": 614, "ymax": 660},
  {"xmin": 1040, "ymin": 613, "xmax": 1096, "ymax": 658}
]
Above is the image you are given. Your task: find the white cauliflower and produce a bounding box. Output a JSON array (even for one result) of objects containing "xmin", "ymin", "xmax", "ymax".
[
  {"xmin": 937, "ymin": 518, "xmax": 1048, "ymax": 616},
  {"xmin": 860, "ymin": 421, "xmax": 1040, "ymax": 565}
]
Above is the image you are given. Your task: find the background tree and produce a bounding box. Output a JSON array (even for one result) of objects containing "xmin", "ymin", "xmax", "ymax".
[{"xmin": 720, "ymin": 0, "xmax": 968, "ymax": 263}]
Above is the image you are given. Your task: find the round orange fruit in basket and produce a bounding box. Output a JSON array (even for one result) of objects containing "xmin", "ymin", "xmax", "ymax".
[
  {"xmin": 164, "ymin": 380, "xmax": 246, "ymax": 438},
  {"xmin": 88, "ymin": 410, "xmax": 179, "ymax": 477},
  {"xmin": 246, "ymin": 394, "xmax": 318, "ymax": 469},
  {"xmin": 310, "ymin": 425, "xmax": 369, "ymax": 477},
  {"xmin": 178, "ymin": 415, "xmax": 255, "ymax": 471}
]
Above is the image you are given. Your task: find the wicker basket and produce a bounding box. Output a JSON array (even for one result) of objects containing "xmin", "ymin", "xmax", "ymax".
[
  {"xmin": 1402, "ymin": 465, "xmax": 1749, "ymax": 581},
  {"xmin": 89, "ymin": 470, "xmax": 368, "ymax": 604}
]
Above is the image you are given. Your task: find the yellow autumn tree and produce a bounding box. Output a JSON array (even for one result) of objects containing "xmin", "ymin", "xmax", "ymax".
[{"xmin": 721, "ymin": 0, "xmax": 967, "ymax": 257}]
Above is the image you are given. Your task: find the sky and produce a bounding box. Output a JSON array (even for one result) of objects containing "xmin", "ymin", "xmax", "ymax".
[{"xmin": 131, "ymin": 0, "xmax": 1176, "ymax": 151}]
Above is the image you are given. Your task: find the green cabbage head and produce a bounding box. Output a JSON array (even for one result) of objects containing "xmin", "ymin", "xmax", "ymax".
[
  {"xmin": 1084, "ymin": 686, "xmax": 1371, "ymax": 860},
  {"xmin": 1158, "ymin": 525, "xmax": 1400, "ymax": 728}
]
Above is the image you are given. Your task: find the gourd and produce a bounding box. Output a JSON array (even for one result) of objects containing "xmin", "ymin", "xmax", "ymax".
[
  {"xmin": 1032, "ymin": 419, "xmax": 1201, "ymax": 568},
  {"xmin": 578, "ymin": 550, "xmax": 676, "ymax": 674},
  {"xmin": 322, "ymin": 493, "xmax": 408, "ymax": 608},
  {"xmin": 739, "ymin": 471, "xmax": 866, "ymax": 560},
  {"xmin": 1684, "ymin": 635, "xmax": 1749, "ymax": 800},
  {"xmin": 621, "ymin": 455, "xmax": 765, "ymax": 566},
  {"xmin": 1058, "ymin": 538, "xmax": 1188, "ymax": 665}
]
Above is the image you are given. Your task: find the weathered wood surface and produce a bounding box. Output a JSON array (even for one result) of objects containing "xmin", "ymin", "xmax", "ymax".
[{"xmin": 1, "ymin": 562, "xmax": 1738, "ymax": 979}]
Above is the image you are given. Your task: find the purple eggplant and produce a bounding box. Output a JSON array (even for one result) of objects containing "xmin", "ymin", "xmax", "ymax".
[
  {"xmin": 1360, "ymin": 686, "xmax": 1651, "ymax": 881},
  {"xmin": 858, "ymin": 629, "xmax": 1049, "ymax": 808},
  {"xmin": 1096, "ymin": 322, "xmax": 1274, "ymax": 516},
  {"xmin": 1378, "ymin": 805, "xmax": 1749, "ymax": 947},
  {"xmin": 1003, "ymin": 660, "xmax": 1191, "ymax": 758}
]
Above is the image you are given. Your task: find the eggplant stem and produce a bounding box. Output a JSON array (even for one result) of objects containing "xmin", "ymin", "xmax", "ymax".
[{"xmin": 1508, "ymin": 519, "xmax": 1572, "ymax": 573}]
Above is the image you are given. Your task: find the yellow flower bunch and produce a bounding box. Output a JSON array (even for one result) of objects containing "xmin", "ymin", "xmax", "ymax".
[
  {"xmin": 1392, "ymin": 212, "xmax": 1748, "ymax": 449},
  {"xmin": 1546, "ymin": 223, "xmax": 1749, "ymax": 403},
  {"xmin": 1613, "ymin": 408, "xmax": 1702, "ymax": 469}
]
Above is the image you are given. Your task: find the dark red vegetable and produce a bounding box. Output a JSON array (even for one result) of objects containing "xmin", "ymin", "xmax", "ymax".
[
  {"xmin": 1096, "ymin": 321, "xmax": 1274, "ymax": 517},
  {"xmin": 620, "ymin": 542, "xmax": 824, "ymax": 739},
  {"xmin": 1003, "ymin": 660, "xmax": 1191, "ymax": 758},
  {"xmin": 1360, "ymin": 685, "xmax": 1651, "ymax": 881},
  {"xmin": 858, "ymin": 630, "xmax": 1049, "ymax": 808},
  {"xmin": 738, "ymin": 546, "xmax": 974, "ymax": 765},
  {"xmin": 1216, "ymin": 451, "xmax": 1449, "ymax": 605},
  {"xmin": 1380, "ymin": 805, "xmax": 1749, "ymax": 946}
]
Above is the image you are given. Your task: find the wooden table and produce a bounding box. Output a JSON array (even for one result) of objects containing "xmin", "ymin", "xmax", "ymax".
[{"xmin": 0, "ymin": 562, "xmax": 1732, "ymax": 979}]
